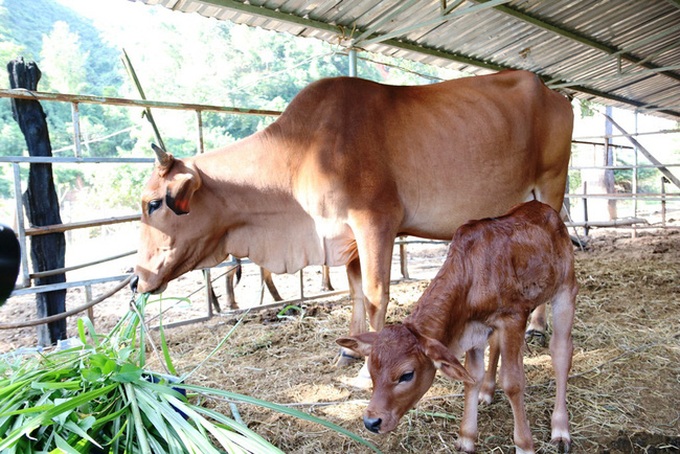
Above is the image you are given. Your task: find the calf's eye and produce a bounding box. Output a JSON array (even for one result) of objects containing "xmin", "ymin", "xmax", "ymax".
[
  {"xmin": 148, "ymin": 199, "xmax": 162, "ymax": 215},
  {"xmin": 398, "ymin": 371, "xmax": 414, "ymax": 383}
]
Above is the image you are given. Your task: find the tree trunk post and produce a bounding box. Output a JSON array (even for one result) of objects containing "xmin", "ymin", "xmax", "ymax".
[{"xmin": 8, "ymin": 57, "xmax": 67, "ymax": 346}]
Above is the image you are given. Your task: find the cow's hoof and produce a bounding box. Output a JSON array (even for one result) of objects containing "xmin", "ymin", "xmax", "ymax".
[
  {"xmin": 348, "ymin": 375, "xmax": 372, "ymax": 389},
  {"xmin": 524, "ymin": 329, "xmax": 547, "ymax": 347},
  {"xmin": 335, "ymin": 349, "xmax": 362, "ymax": 367}
]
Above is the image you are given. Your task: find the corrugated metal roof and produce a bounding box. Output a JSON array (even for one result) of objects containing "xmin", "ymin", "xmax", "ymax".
[{"xmin": 130, "ymin": 0, "xmax": 680, "ymax": 120}]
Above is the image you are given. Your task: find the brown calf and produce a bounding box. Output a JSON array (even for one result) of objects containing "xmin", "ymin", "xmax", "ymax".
[{"xmin": 337, "ymin": 201, "xmax": 577, "ymax": 453}]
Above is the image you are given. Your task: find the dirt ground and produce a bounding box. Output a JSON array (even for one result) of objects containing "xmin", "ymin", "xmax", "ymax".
[{"xmin": 1, "ymin": 228, "xmax": 679, "ymax": 453}]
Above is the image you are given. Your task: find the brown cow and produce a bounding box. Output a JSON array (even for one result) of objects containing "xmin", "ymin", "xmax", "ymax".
[
  {"xmin": 131, "ymin": 70, "xmax": 573, "ymax": 365},
  {"xmin": 337, "ymin": 201, "xmax": 577, "ymax": 453}
]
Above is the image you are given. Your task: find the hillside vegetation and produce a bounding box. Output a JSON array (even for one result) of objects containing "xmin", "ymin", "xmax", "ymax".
[{"xmin": 0, "ymin": 0, "xmax": 453, "ymax": 208}]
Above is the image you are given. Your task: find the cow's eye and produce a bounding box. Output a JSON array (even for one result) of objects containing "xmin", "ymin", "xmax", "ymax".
[
  {"xmin": 398, "ymin": 371, "xmax": 414, "ymax": 383},
  {"xmin": 148, "ymin": 199, "xmax": 162, "ymax": 215}
]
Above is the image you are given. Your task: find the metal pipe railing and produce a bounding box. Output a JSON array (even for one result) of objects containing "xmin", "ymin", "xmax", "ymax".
[{"xmin": 2, "ymin": 87, "xmax": 678, "ymax": 330}]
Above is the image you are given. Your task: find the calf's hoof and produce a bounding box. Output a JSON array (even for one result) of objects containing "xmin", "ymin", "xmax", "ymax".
[
  {"xmin": 550, "ymin": 432, "xmax": 571, "ymax": 453},
  {"xmin": 454, "ymin": 436, "xmax": 476, "ymax": 453},
  {"xmin": 478, "ymin": 389, "xmax": 494, "ymax": 405},
  {"xmin": 514, "ymin": 447, "xmax": 535, "ymax": 454},
  {"xmin": 478, "ymin": 382, "xmax": 495, "ymax": 404}
]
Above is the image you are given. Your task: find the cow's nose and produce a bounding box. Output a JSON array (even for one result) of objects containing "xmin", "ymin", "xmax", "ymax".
[
  {"xmin": 130, "ymin": 275, "xmax": 139, "ymax": 293},
  {"xmin": 363, "ymin": 416, "xmax": 382, "ymax": 433}
]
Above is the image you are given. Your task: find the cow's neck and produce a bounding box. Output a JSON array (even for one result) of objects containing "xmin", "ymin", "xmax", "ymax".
[{"xmin": 192, "ymin": 131, "xmax": 324, "ymax": 274}]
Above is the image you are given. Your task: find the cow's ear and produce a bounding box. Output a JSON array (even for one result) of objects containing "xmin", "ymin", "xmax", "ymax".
[
  {"xmin": 166, "ymin": 170, "xmax": 201, "ymax": 215},
  {"xmin": 336, "ymin": 332, "xmax": 378, "ymax": 357},
  {"xmin": 418, "ymin": 335, "xmax": 474, "ymax": 384}
]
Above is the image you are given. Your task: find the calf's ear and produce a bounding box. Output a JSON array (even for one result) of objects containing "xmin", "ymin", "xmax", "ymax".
[
  {"xmin": 419, "ymin": 336, "xmax": 474, "ymax": 384},
  {"xmin": 336, "ymin": 332, "xmax": 378, "ymax": 357},
  {"xmin": 166, "ymin": 169, "xmax": 201, "ymax": 215}
]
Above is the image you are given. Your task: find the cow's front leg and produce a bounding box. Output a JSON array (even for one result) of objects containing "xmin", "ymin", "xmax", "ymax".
[
  {"xmin": 337, "ymin": 258, "xmax": 367, "ymax": 367},
  {"xmin": 355, "ymin": 227, "xmax": 396, "ymax": 333}
]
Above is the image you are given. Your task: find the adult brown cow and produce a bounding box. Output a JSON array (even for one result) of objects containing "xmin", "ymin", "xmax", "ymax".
[{"xmin": 132, "ymin": 70, "xmax": 573, "ymax": 364}]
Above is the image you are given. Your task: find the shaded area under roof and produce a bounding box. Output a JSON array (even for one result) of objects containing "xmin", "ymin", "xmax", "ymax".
[{"xmin": 130, "ymin": 0, "xmax": 680, "ymax": 121}]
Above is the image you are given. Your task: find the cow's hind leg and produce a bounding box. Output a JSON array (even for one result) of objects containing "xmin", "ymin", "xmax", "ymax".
[{"xmin": 525, "ymin": 303, "xmax": 548, "ymax": 346}]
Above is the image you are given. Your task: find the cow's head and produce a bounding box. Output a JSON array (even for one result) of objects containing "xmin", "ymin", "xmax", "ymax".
[
  {"xmin": 337, "ymin": 324, "xmax": 473, "ymax": 434},
  {"xmin": 133, "ymin": 144, "xmax": 220, "ymax": 294}
]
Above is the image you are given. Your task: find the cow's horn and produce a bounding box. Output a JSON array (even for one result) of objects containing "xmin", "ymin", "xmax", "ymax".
[{"xmin": 151, "ymin": 143, "xmax": 173, "ymax": 168}]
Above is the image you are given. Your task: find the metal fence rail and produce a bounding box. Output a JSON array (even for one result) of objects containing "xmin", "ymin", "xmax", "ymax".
[{"xmin": 1, "ymin": 87, "xmax": 679, "ymax": 330}]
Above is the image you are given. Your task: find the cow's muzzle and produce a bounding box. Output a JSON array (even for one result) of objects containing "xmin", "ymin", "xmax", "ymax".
[{"xmin": 363, "ymin": 416, "xmax": 382, "ymax": 434}]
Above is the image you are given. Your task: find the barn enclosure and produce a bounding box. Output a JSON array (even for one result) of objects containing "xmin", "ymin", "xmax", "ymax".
[
  {"xmin": 1, "ymin": 0, "xmax": 680, "ymax": 452},
  {"xmin": 1, "ymin": 85, "xmax": 679, "ymax": 332}
]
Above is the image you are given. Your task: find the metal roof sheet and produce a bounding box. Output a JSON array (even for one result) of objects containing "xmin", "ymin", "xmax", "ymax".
[{"xmin": 130, "ymin": 0, "xmax": 680, "ymax": 120}]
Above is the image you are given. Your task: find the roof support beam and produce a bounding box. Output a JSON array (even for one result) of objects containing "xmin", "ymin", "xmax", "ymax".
[
  {"xmin": 476, "ymin": 0, "xmax": 680, "ymax": 84},
  {"xmin": 356, "ymin": 0, "xmax": 512, "ymax": 47},
  {"xmin": 549, "ymin": 64, "xmax": 680, "ymax": 89},
  {"xmin": 171, "ymin": 0, "xmax": 680, "ymax": 119},
  {"xmin": 196, "ymin": 0, "xmax": 339, "ymax": 33}
]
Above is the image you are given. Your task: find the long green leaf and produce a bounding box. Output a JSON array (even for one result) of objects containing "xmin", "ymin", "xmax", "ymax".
[
  {"xmin": 123, "ymin": 383, "xmax": 152, "ymax": 454},
  {"xmin": 178, "ymin": 383, "xmax": 382, "ymax": 453},
  {"xmin": 173, "ymin": 397, "xmax": 282, "ymax": 454},
  {"xmin": 54, "ymin": 433, "xmax": 80, "ymax": 454},
  {"xmin": 193, "ymin": 405, "xmax": 277, "ymax": 448},
  {"xmin": 157, "ymin": 298, "xmax": 177, "ymax": 376},
  {"xmin": 0, "ymin": 383, "xmax": 117, "ymax": 450}
]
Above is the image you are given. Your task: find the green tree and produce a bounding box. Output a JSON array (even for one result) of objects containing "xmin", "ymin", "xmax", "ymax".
[
  {"xmin": 40, "ymin": 21, "xmax": 89, "ymax": 94},
  {"xmin": 0, "ymin": 0, "xmax": 23, "ymax": 66}
]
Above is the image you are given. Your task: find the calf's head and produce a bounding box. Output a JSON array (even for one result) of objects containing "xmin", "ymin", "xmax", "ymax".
[
  {"xmin": 337, "ymin": 324, "xmax": 473, "ymax": 434},
  {"xmin": 133, "ymin": 145, "xmax": 217, "ymax": 294}
]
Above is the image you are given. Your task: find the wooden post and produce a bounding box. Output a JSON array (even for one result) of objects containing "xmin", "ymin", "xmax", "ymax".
[
  {"xmin": 8, "ymin": 58, "xmax": 67, "ymax": 346},
  {"xmin": 661, "ymin": 177, "xmax": 667, "ymax": 227},
  {"xmin": 582, "ymin": 181, "xmax": 590, "ymax": 237}
]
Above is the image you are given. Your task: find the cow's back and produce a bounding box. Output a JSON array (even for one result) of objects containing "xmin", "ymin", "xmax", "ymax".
[
  {"xmin": 381, "ymin": 71, "xmax": 572, "ymax": 238},
  {"xmin": 274, "ymin": 71, "xmax": 573, "ymax": 242}
]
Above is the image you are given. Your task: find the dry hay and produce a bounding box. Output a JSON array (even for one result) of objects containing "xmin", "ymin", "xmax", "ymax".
[
  {"xmin": 138, "ymin": 229, "xmax": 680, "ymax": 453},
  {"xmin": 2, "ymin": 229, "xmax": 679, "ymax": 452}
]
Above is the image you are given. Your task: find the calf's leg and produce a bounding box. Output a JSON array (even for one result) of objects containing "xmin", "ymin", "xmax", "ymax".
[
  {"xmin": 549, "ymin": 286, "xmax": 576, "ymax": 451},
  {"xmin": 479, "ymin": 331, "xmax": 500, "ymax": 404},
  {"xmin": 455, "ymin": 346, "xmax": 486, "ymax": 453},
  {"xmin": 498, "ymin": 321, "xmax": 534, "ymax": 454}
]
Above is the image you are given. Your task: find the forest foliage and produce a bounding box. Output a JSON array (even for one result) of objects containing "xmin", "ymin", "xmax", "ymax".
[
  {"xmin": 0, "ymin": 0, "xmax": 676, "ymax": 217},
  {"xmin": 0, "ymin": 0, "xmax": 454, "ymax": 212}
]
